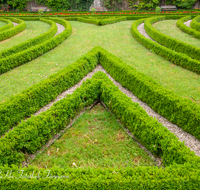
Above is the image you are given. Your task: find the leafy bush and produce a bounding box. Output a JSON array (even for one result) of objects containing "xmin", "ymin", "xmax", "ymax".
[{"xmin": 155, "ymin": 6, "xmax": 161, "ymax": 13}]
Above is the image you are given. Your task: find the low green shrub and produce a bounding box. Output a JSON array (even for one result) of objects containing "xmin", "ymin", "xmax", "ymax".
[
  {"xmin": 176, "ymin": 16, "xmax": 200, "ymax": 39},
  {"xmin": 0, "ymin": 18, "xmax": 13, "ymax": 32},
  {"xmin": 0, "ymin": 165, "xmax": 199, "ymax": 189},
  {"xmin": 131, "ymin": 19, "xmax": 200, "ymax": 74},
  {"xmin": 0, "ymin": 48, "xmax": 98, "ymax": 136},
  {"xmin": 98, "ymin": 46, "xmax": 200, "ymax": 140},
  {"xmin": 0, "ymin": 18, "xmax": 57, "ymax": 58},
  {"xmin": 190, "ymin": 15, "xmax": 200, "ymax": 32},
  {"xmin": 0, "ymin": 18, "xmax": 72, "ymax": 74},
  {"xmin": 0, "ymin": 17, "xmax": 26, "ymax": 42},
  {"xmin": 1, "ymin": 46, "xmax": 200, "ymax": 144},
  {"xmin": 75, "ymin": 17, "xmax": 127, "ymax": 25},
  {"xmin": 0, "ymin": 71, "xmax": 199, "ymax": 168},
  {"xmin": 144, "ymin": 16, "xmax": 200, "ymax": 62}
]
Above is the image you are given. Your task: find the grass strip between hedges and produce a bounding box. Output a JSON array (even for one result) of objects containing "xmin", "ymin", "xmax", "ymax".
[
  {"xmin": 144, "ymin": 16, "xmax": 200, "ymax": 62},
  {"xmin": 0, "ymin": 18, "xmax": 57, "ymax": 58},
  {"xmin": 0, "ymin": 18, "xmax": 72, "ymax": 74},
  {"xmin": 0, "ymin": 17, "xmax": 26, "ymax": 42},
  {"xmin": 0, "ymin": 47, "xmax": 200, "ymax": 141},
  {"xmin": 0, "ymin": 18, "xmax": 13, "ymax": 32},
  {"xmin": 176, "ymin": 15, "xmax": 200, "ymax": 39},
  {"xmin": 131, "ymin": 19, "xmax": 200, "ymax": 74}
]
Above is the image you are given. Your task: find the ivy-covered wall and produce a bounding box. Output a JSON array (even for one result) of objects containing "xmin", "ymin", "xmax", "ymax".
[{"xmin": 3, "ymin": 0, "xmax": 200, "ymax": 11}]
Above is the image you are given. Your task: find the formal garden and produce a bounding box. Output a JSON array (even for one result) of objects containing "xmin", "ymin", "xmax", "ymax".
[{"xmin": 0, "ymin": 0, "xmax": 200, "ymax": 188}]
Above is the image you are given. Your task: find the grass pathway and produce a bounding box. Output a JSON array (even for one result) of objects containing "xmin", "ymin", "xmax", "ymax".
[
  {"xmin": 31, "ymin": 104, "xmax": 155, "ymax": 169},
  {"xmin": 0, "ymin": 21, "xmax": 51, "ymax": 51},
  {"xmin": 0, "ymin": 21, "xmax": 6, "ymax": 28},
  {"xmin": 153, "ymin": 20, "xmax": 200, "ymax": 48},
  {"xmin": 0, "ymin": 21, "xmax": 199, "ymax": 104}
]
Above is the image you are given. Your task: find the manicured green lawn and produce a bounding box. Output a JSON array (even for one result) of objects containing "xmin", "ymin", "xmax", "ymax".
[
  {"xmin": 0, "ymin": 21, "xmax": 51, "ymax": 51},
  {"xmin": 31, "ymin": 104, "xmax": 155, "ymax": 169},
  {"xmin": 0, "ymin": 21, "xmax": 6, "ymax": 28},
  {"xmin": 153, "ymin": 20, "xmax": 200, "ymax": 48},
  {"xmin": 0, "ymin": 21, "xmax": 199, "ymax": 104}
]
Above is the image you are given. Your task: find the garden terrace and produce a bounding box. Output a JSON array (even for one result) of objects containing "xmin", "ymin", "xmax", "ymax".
[{"xmin": 0, "ymin": 14, "xmax": 200, "ymax": 188}]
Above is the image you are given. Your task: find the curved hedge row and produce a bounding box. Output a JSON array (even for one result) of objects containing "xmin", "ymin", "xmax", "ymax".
[
  {"xmin": 190, "ymin": 15, "xmax": 200, "ymax": 32},
  {"xmin": 0, "ymin": 18, "xmax": 13, "ymax": 32},
  {"xmin": 176, "ymin": 16, "xmax": 200, "ymax": 39},
  {"xmin": 131, "ymin": 19, "xmax": 200, "ymax": 74},
  {"xmin": 144, "ymin": 16, "xmax": 200, "ymax": 62},
  {"xmin": 0, "ymin": 17, "xmax": 26, "ymax": 42},
  {"xmin": 0, "ymin": 18, "xmax": 72, "ymax": 74},
  {"xmin": 73, "ymin": 17, "xmax": 127, "ymax": 26},
  {"xmin": 0, "ymin": 18, "xmax": 57, "ymax": 59}
]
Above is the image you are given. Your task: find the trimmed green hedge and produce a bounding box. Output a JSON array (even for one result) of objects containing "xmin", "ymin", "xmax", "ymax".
[
  {"xmin": 131, "ymin": 19, "xmax": 200, "ymax": 74},
  {"xmin": 98, "ymin": 46, "xmax": 200, "ymax": 140},
  {"xmin": 70, "ymin": 17, "xmax": 127, "ymax": 25},
  {"xmin": 0, "ymin": 17, "xmax": 26, "ymax": 42},
  {"xmin": 0, "ymin": 18, "xmax": 13, "ymax": 32},
  {"xmin": 0, "ymin": 71, "xmax": 199, "ymax": 167},
  {"xmin": 191, "ymin": 15, "xmax": 200, "ymax": 32},
  {"xmin": 0, "ymin": 46, "xmax": 200, "ymax": 144},
  {"xmin": 0, "ymin": 18, "xmax": 57, "ymax": 58},
  {"xmin": 0, "ymin": 48, "xmax": 98, "ymax": 136},
  {"xmin": 0, "ymin": 18, "xmax": 72, "ymax": 74},
  {"xmin": 176, "ymin": 16, "xmax": 200, "ymax": 39},
  {"xmin": 144, "ymin": 16, "xmax": 200, "ymax": 62},
  {"xmin": 0, "ymin": 165, "xmax": 199, "ymax": 189},
  {"xmin": 0, "ymin": 47, "xmax": 200, "ymax": 188}
]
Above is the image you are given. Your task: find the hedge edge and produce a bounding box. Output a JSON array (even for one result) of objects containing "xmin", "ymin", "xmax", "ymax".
[
  {"xmin": 0, "ymin": 17, "xmax": 26, "ymax": 42},
  {"xmin": 0, "ymin": 18, "xmax": 72, "ymax": 74},
  {"xmin": 176, "ymin": 16, "xmax": 200, "ymax": 39},
  {"xmin": 144, "ymin": 16, "xmax": 200, "ymax": 62},
  {"xmin": 0, "ymin": 18, "xmax": 57, "ymax": 58},
  {"xmin": 0, "ymin": 18, "xmax": 13, "ymax": 32},
  {"xmin": 131, "ymin": 18, "xmax": 200, "ymax": 74}
]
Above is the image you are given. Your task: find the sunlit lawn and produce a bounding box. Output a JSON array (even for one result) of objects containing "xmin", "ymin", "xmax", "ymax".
[{"xmin": 0, "ymin": 21, "xmax": 199, "ymax": 104}]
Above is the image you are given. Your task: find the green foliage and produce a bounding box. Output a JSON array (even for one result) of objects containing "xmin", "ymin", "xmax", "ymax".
[
  {"xmin": 0, "ymin": 18, "xmax": 13, "ymax": 32},
  {"xmin": 166, "ymin": 0, "xmax": 197, "ymax": 9},
  {"xmin": 0, "ymin": 17, "xmax": 26, "ymax": 41},
  {"xmin": 144, "ymin": 16, "xmax": 200, "ymax": 62},
  {"xmin": 91, "ymin": 7, "xmax": 96, "ymax": 14},
  {"xmin": 128, "ymin": 0, "xmax": 160, "ymax": 10},
  {"xmin": 0, "ymin": 18, "xmax": 71, "ymax": 74},
  {"xmin": 176, "ymin": 16, "xmax": 200, "ymax": 40},
  {"xmin": 155, "ymin": 6, "xmax": 161, "ymax": 13},
  {"xmin": 131, "ymin": 18, "xmax": 200, "ymax": 74},
  {"xmin": 0, "ymin": 18, "xmax": 57, "ymax": 58},
  {"xmin": 7, "ymin": 0, "xmax": 29, "ymax": 11},
  {"xmin": 38, "ymin": 9, "xmax": 44, "ymax": 17},
  {"xmin": 75, "ymin": 16, "xmax": 127, "ymax": 25},
  {"xmin": 191, "ymin": 15, "xmax": 200, "ymax": 32}
]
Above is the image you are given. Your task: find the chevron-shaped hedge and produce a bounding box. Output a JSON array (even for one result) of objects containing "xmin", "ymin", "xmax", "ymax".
[{"xmin": 0, "ymin": 47, "xmax": 200, "ymax": 188}]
